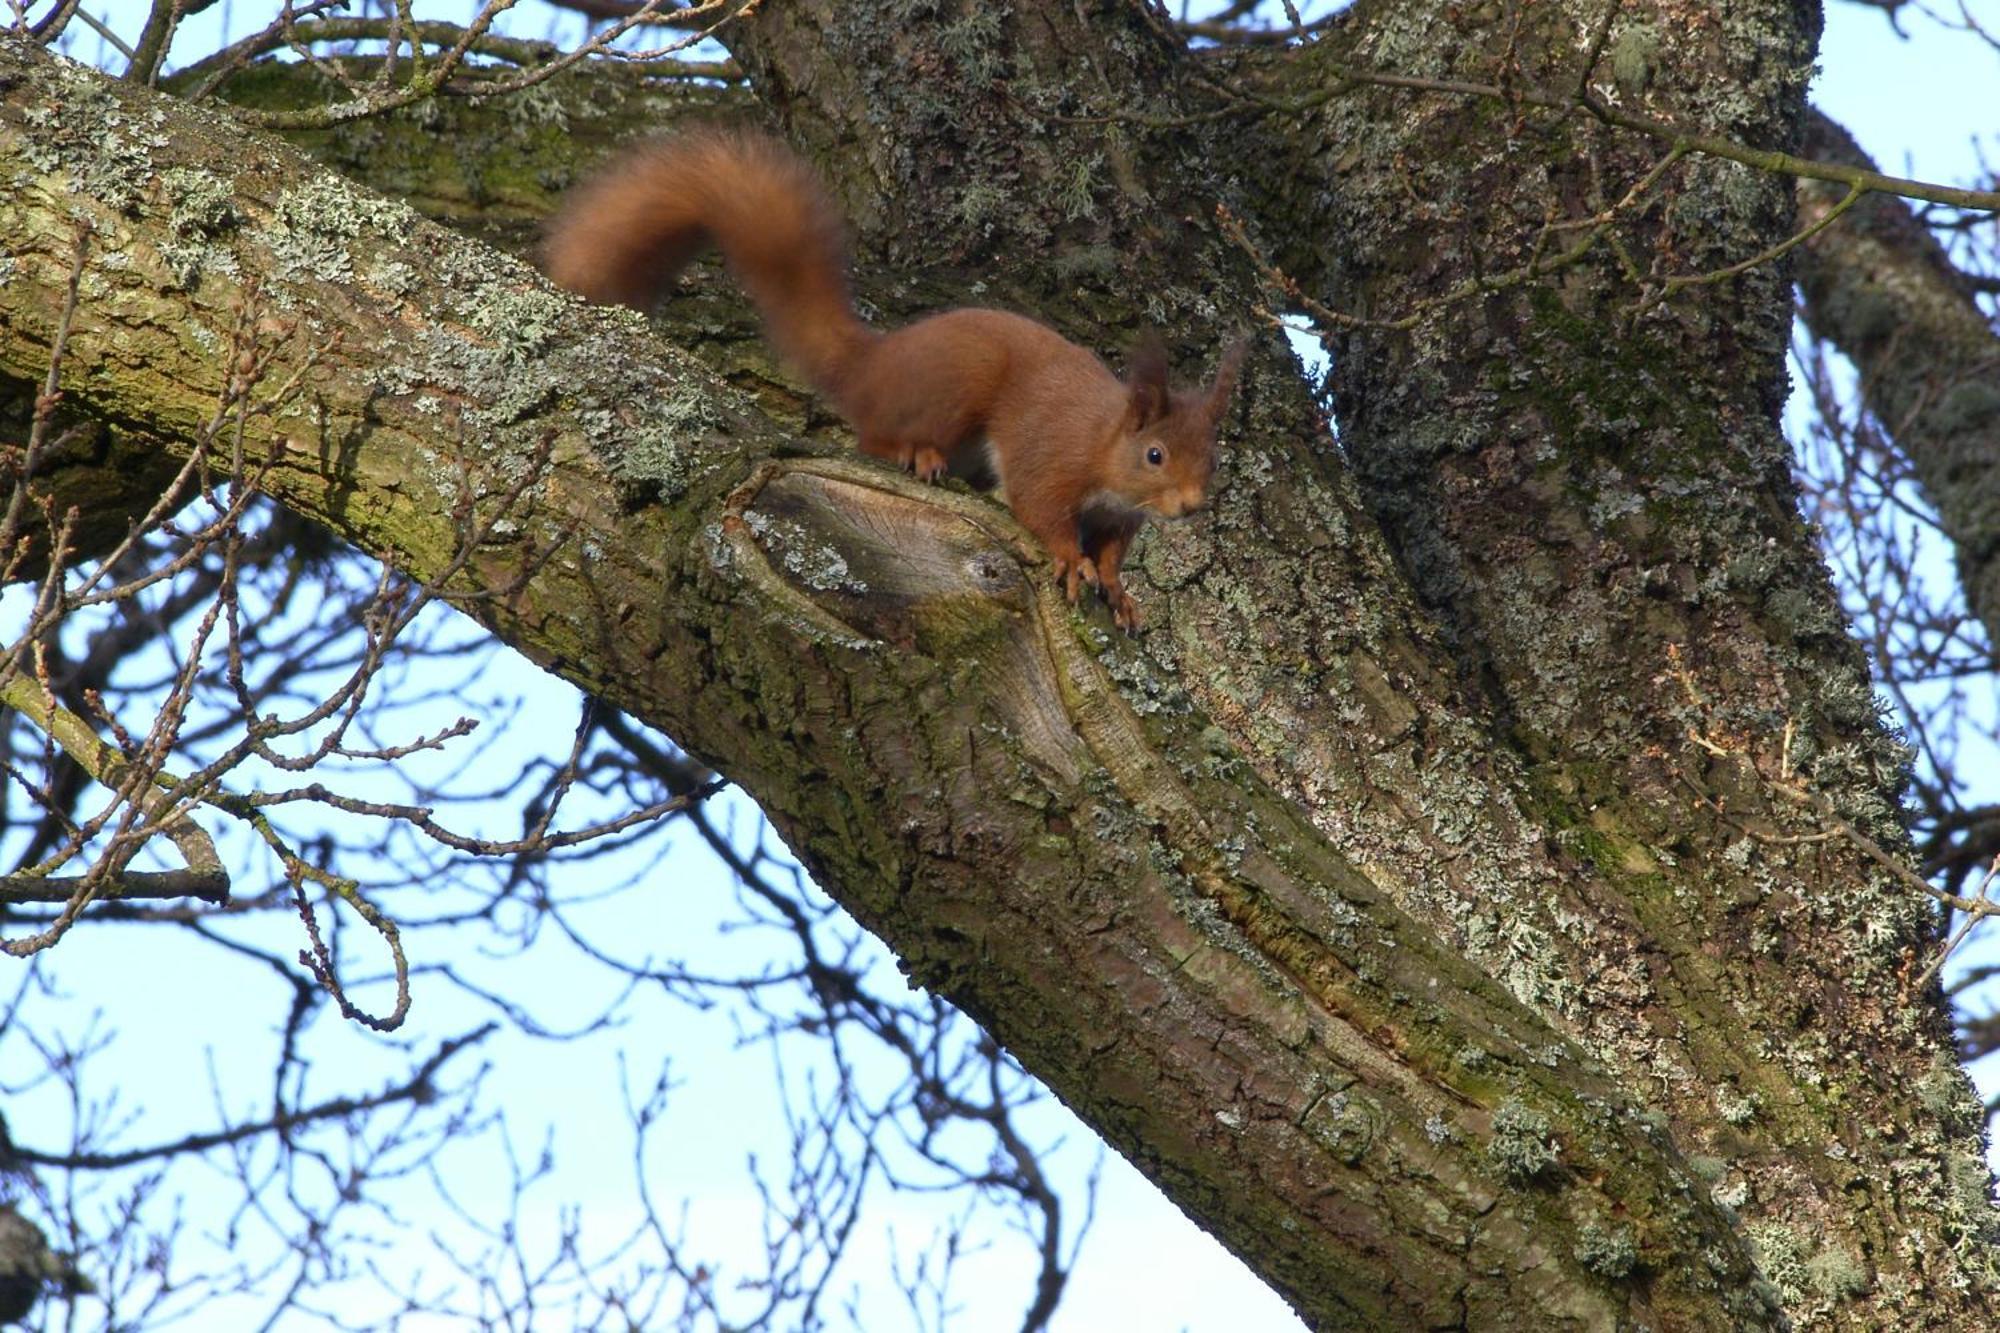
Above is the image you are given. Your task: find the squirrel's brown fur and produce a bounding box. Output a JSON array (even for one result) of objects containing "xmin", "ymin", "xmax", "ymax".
[{"xmin": 544, "ymin": 129, "xmax": 1244, "ymax": 631}]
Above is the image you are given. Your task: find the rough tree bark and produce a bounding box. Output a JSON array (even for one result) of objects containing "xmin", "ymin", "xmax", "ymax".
[{"xmin": 1, "ymin": 1, "xmax": 1994, "ymax": 1328}]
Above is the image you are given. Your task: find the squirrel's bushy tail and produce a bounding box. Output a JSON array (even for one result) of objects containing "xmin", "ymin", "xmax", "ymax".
[{"xmin": 543, "ymin": 129, "xmax": 873, "ymax": 396}]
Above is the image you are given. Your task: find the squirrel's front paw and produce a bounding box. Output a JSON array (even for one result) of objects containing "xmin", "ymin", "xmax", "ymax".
[
  {"xmin": 1106, "ymin": 586, "xmax": 1144, "ymax": 633},
  {"xmin": 910, "ymin": 446, "xmax": 949, "ymax": 482},
  {"xmin": 1054, "ymin": 556, "xmax": 1099, "ymax": 605}
]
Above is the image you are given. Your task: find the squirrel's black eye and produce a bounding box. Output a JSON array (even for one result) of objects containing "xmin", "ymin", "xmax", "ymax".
[{"xmin": 1145, "ymin": 445, "xmax": 1164, "ymax": 466}]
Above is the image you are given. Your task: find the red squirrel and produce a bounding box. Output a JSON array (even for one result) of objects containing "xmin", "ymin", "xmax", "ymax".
[{"xmin": 543, "ymin": 129, "xmax": 1243, "ymax": 631}]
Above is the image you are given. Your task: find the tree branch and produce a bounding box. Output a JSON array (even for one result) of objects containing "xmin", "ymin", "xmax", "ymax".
[
  {"xmin": 1795, "ymin": 108, "xmax": 2000, "ymax": 657},
  {"xmin": 9, "ymin": 1023, "xmax": 497, "ymax": 1171}
]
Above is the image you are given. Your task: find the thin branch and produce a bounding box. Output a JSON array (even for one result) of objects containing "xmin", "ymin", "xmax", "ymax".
[{"xmin": 8, "ymin": 1024, "xmax": 498, "ymax": 1171}]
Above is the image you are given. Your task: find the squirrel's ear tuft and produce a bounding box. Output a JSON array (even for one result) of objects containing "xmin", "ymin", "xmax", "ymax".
[
  {"xmin": 1204, "ymin": 338, "xmax": 1248, "ymax": 428},
  {"xmin": 1125, "ymin": 335, "xmax": 1171, "ymax": 428}
]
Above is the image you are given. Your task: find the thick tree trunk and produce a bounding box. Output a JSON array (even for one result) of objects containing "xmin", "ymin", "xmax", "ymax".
[{"xmin": 0, "ymin": 3, "xmax": 1992, "ymax": 1326}]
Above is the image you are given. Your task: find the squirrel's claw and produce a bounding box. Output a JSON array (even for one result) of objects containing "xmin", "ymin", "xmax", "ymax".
[
  {"xmin": 1056, "ymin": 557, "xmax": 1095, "ymax": 605},
  {"xmin": 1107, "ymin": 587, "xmax": 1143, "ymax": 633},
  {"xmin": 1056, "ymin": 558, "xmax": 1140, "ymax": 630}
]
